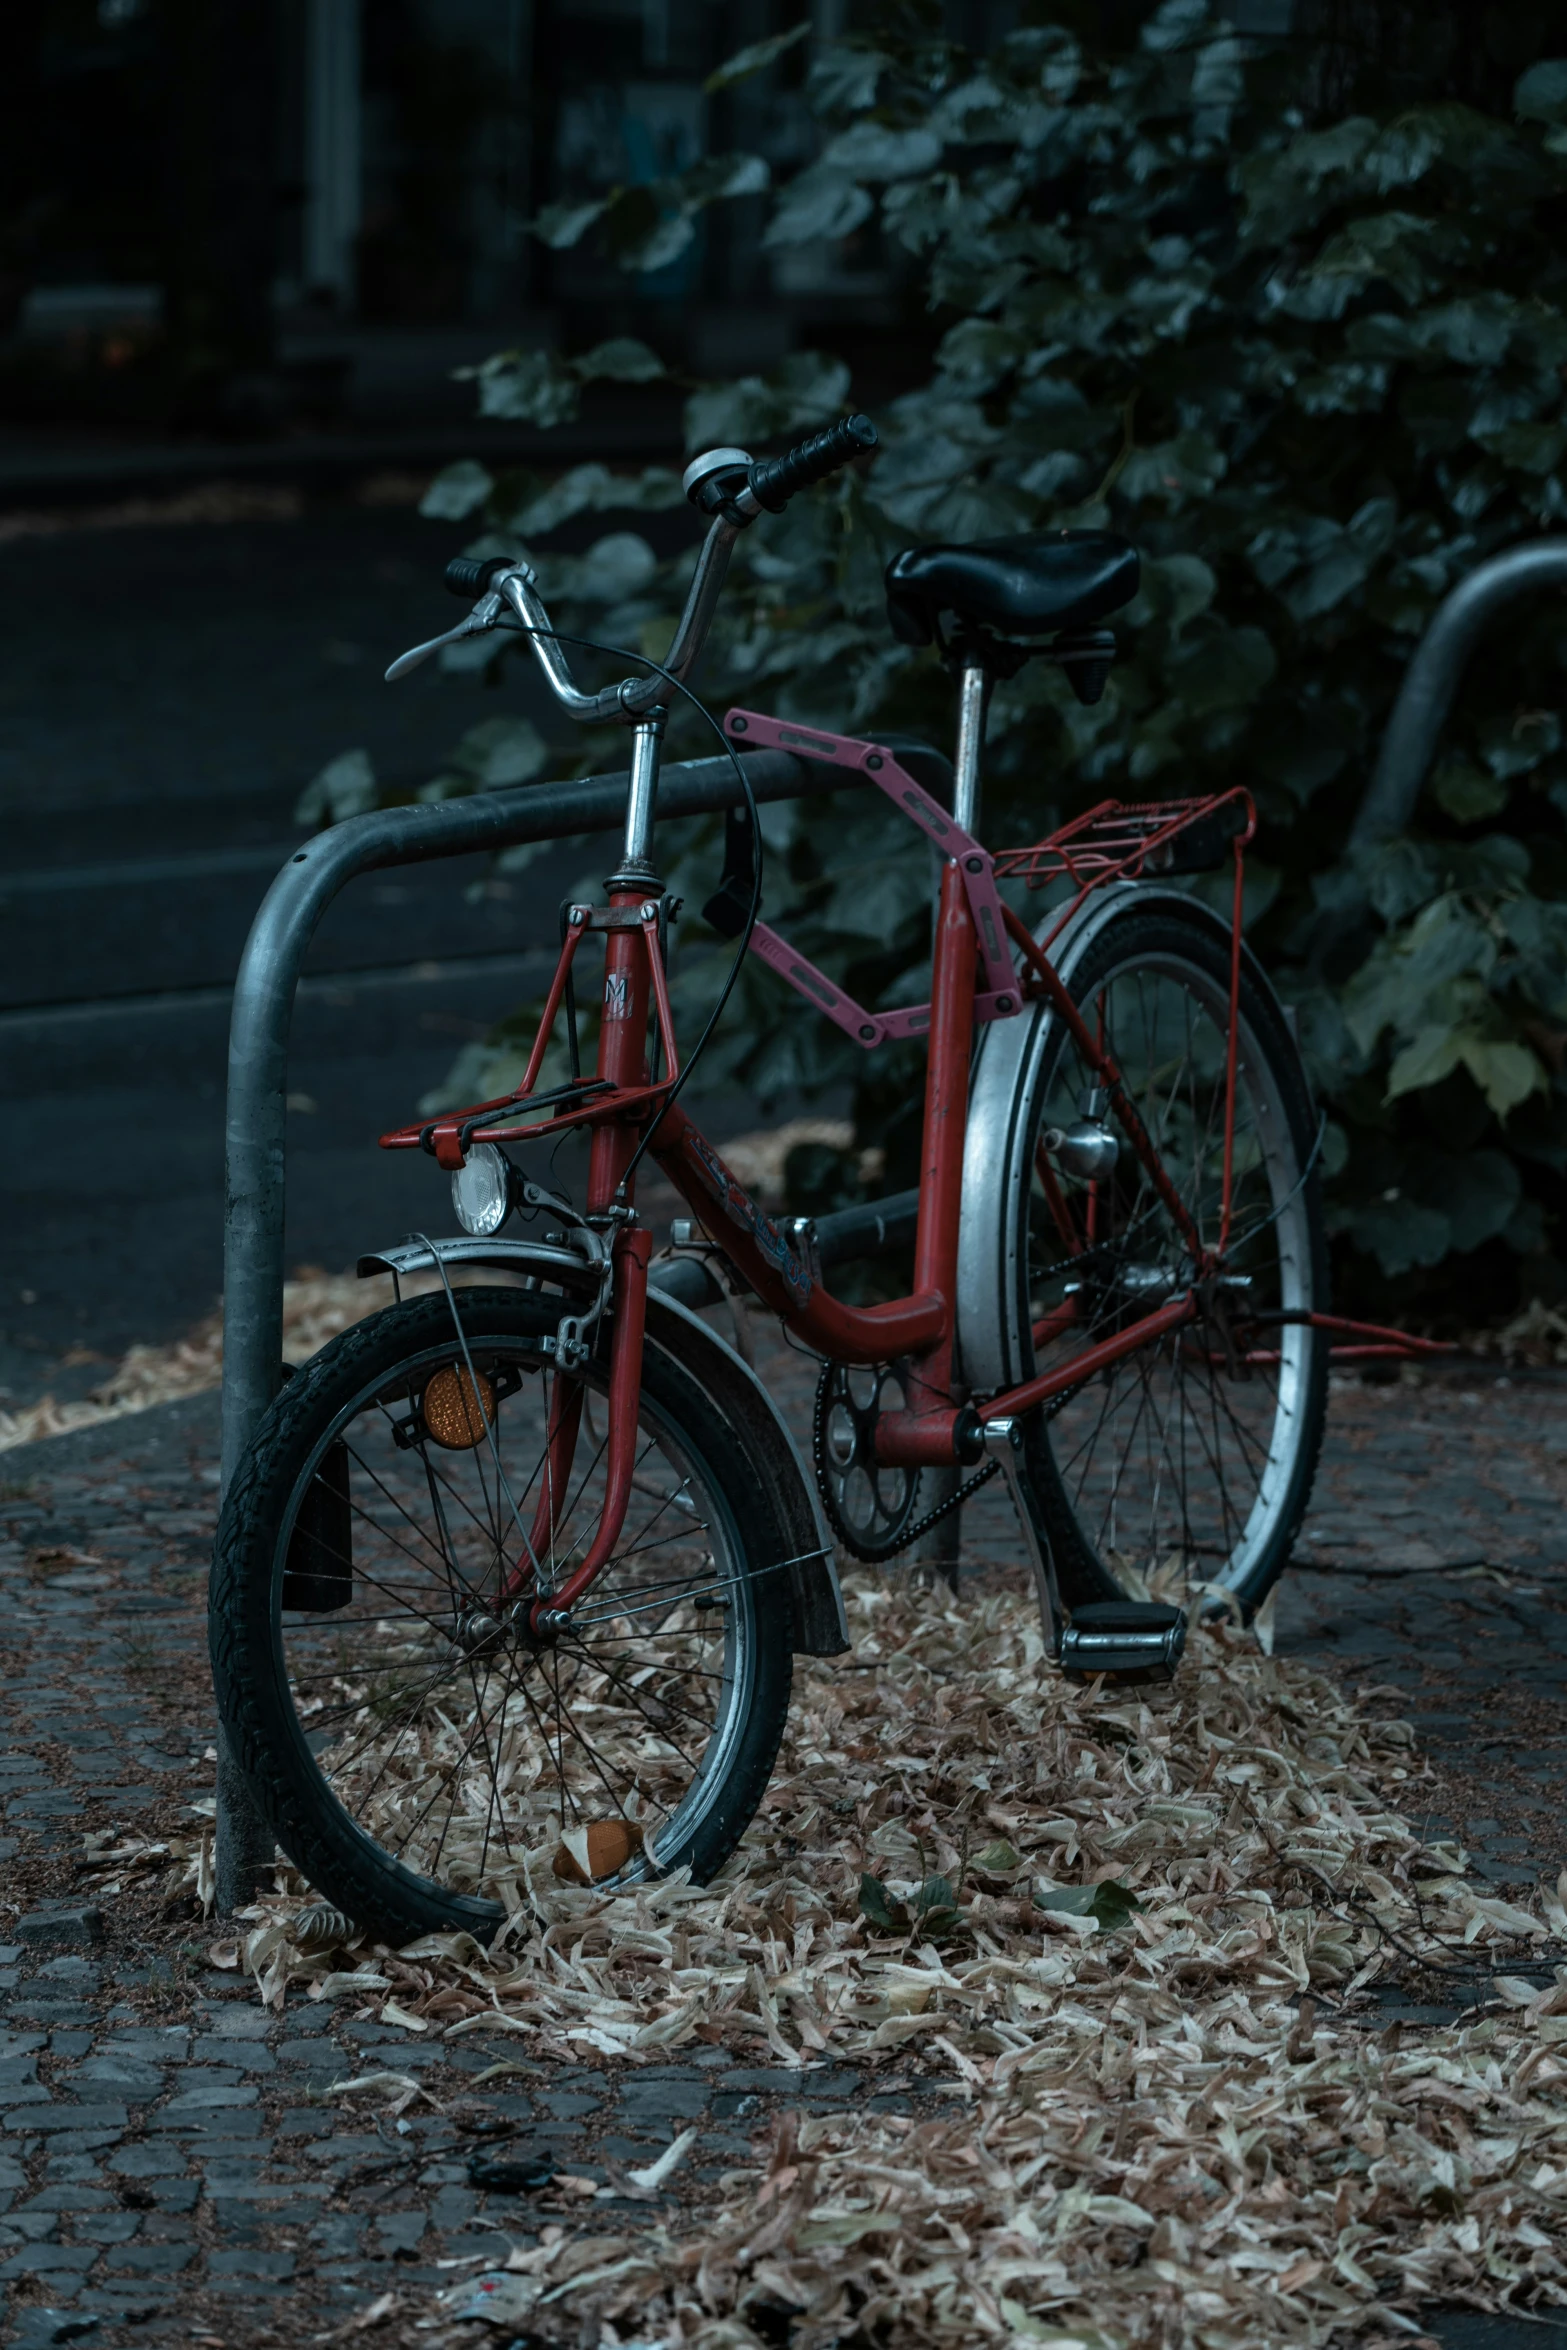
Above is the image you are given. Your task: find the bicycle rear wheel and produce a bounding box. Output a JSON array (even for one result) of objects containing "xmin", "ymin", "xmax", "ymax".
[
  {"xmin": 211, "ymin": 1289, "xmax": 796, "ymax": 1943},
  {"xmin": 977, "ymin": 898, "xmax": 1328, "ymax": 1618}
]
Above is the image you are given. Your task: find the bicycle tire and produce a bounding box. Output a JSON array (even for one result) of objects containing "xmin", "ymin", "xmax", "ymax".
[
  {"xmin": 1003, "ymin": 899, "xmax": 1328, "ymax": 1618},
  {"xmin": 211, "ymin": 1288, "xmax": 797, "ymax": 1943}
]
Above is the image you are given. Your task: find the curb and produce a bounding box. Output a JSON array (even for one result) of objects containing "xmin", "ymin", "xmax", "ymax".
[{"xmin": 1, "ymin": 1389, "xmax": 222, "ymax": 1477}]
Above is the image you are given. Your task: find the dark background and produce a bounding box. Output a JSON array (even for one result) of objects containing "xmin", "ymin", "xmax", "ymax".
[
  {"xmin": 0, "ymin": 0, "xmax": 906, "ymax": 1416},
  {"xmin": 0, "ymin": 0, "xmax": 1550, "ymax": 1414}
]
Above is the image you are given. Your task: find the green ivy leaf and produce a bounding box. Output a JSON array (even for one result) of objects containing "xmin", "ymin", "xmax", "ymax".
[
  {"xmin": 820, "ymin": 122, "xmax": 943, "ymax": 181},
  {"xmin": 1457, "ymin": 1037, "xmax": 1547, "ymax": 1118},
  {"xmin": 418, "ymin": 460, "xmax": 495, "ymax": 522},
  {"xmin": 763, "ymin": 163, "xmax": 875, "ymax": 246},
  {"xmin": 446, "ymin": 717, "xmax": 550, "ymax": 790},
  {"xmin": 1118, "ymin": 430, "xmax": 1226, "ymax": 506},
  {"xmin": 532, "ymin": 198, "xmax": 611, "ymax": 251},
  {"xmin": 611, "ymin": 201, "xmax": 696, "ymax": 278},
  {"xmin": 294, "ymin": 748, "xmax": 376, "ymax": 829},
  {"xmin": 705, "ymin": 20, "xmax": 810, "ymax": 94},
  {"xmin": 858, "ymin": 1873, "xmax": 910, "ymax": 1935},
  {"xmin": 684, "ymin": 351, "xmax": 852, "ymax": 450},
  {"xmin": 1515, "ymin": 60, "xmax": 1567, "ymax": 126},
  {"xmin": 1034, "ymin": 1879, "xmax": 1142, "ymax": 1932},
  {"xmin": 1386, "ymin": 1024, "xmax": 1466, "ymax": 1098},
  {"xmin": 1164, "ymin": 625, "xmax": 1276, "ymax": 717},
  {"xmin": 1433, "ymin": 759, "xmax": 1510, "ymax": 824},
  {"xmin": 973, "ymin": 1838, "xmax": 1023, "ymax": 1876},
  {"xmin": 1344, "ymin": 897, "xmax": 1499, "ymax": 1055},
  {"xmin": 1341, "ymin": 1196, "xmax": 1453, "ymax": 1276},
  {"xmin": 911, "ymin": 1875, "xmax": 964, "ymax": 1937},
  {"xmin": 461, "ymin": 348, "xmax": 579, "ymax": 427},
  {"xmin": 1474, "ymin": 420, "xmax": 1567, "ymax": 475},
  {"xmin": 808, "ymin": 42, "xmax": 889, "ymax": 116},
  {"xmin": 504, "ymin": 462, "xmax": 682, "ymax": 539},
  {"xmin": 574, "ymin": 338, "xmax": 666, "ymax": 384},
  {"xmin": 1294, "ymin": 209, "xmax": 1448, "ymax": 310},
  {"xmin": 1410, "ymin": 1148, "xmax": 1522, "ymax": 1252}
]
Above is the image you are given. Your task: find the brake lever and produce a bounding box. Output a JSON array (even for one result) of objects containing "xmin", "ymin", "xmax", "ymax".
[{"xmin": 384, "ymin": 588, "xmax": 504, "ymax": 683}]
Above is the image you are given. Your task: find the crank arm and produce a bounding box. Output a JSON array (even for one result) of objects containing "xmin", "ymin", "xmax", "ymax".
[
  {"xmin": 983, "ymin": 1416, "xmax": 1066, "ymax": 1660},
  {"xmin": 982, "ymin": 1414, "xmax": 1186, "ymax": 1682}
]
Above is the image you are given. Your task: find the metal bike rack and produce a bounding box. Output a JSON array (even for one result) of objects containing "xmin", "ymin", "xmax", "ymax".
[
  {"xmin": 213, "ymin": 741, "xmax": 881, "ymax": 1911},
  {"xmin": 1352, "ymin": 537, "xmax": 1567, "ymax": 845}
]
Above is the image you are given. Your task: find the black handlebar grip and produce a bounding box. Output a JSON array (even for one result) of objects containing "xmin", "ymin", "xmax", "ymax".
[
  {"xmin": 445, "ymin": 554, "xmax": 511, "ymax": 599},
  {"xmin": 747, "ymin": 412, "xmax": 878, "ymax": 515}
]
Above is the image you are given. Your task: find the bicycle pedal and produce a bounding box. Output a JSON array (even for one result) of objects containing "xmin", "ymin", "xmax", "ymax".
[{"xmin": 1059, "ymin": 1601, "xmax": 1186, "ymax": 1683}]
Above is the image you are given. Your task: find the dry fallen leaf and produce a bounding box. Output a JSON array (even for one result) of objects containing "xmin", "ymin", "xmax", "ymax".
[
  {"xmin": 554, "ymin": 1819, "xmax": 644, "ymax": 1885},
  {"xmin": 624, "ymin": 2127, "xmax": 698, "ymax": 2195},
  {"xmin": 241, "ymin": 1570, "xmax": 1567, "ymax": 2348}
]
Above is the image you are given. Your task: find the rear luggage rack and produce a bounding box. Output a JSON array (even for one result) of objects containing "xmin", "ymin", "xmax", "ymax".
[{"xmin": 994, "ymin": 788, "xmax": 1255, "ymax": 891}]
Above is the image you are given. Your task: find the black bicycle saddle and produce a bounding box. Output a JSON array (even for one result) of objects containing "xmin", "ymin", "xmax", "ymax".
[{"xmin": 884, "ymin": 529, "xmax": 1140, "ymax": 648}]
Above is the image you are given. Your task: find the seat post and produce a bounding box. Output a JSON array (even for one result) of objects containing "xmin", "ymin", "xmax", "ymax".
[{"xmin": 953, "ymin": 660, "xmax": 988, "ymax": 833}]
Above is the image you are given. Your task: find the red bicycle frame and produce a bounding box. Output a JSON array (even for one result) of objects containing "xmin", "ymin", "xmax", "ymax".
[{"xmin": 379, "ymin": 710, "xmax": 1445, "ymax": 1625}]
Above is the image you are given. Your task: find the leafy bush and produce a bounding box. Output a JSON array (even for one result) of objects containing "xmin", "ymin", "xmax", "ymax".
[{"xmin": 326, "ymin": 3, "xmax": 1567, "ymax": 1321}]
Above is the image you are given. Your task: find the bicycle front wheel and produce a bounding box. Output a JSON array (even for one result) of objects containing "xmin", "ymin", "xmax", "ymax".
[
  {"xmin": 211, "ymin": 1289, "xmax": 796, "ymax": 1943},
  {"xmin": 979, "ymin": 897, "xmax": 1328, "ymax": 1618}
]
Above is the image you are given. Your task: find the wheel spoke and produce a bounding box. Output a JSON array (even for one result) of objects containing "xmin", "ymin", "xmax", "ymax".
[
  {"xmin": 1023, "ymin": 927, "xmax": 1322, "ymax": 1603},
  {"xmin": 250, "ymin": 1309, "xmax": 773, "ymax": 1916}
]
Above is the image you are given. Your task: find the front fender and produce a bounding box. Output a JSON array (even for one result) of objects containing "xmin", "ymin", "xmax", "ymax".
[{"xmin": 355, "ymin": 1235, "xmax": 848, "ymax": 1657}]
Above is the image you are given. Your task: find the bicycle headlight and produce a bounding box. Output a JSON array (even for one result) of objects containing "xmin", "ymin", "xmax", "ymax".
[{"xmin": 451, "ymin": 1143, "xmax": 514, "ymax": 1237}]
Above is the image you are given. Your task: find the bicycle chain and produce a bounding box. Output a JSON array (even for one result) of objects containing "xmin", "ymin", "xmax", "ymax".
[
  {"xmin": 889, "ymin": 1455, "xmax": 1000, "ymax": 1552},
  {"xmin": 812, "ymin": 1361, "xmax": 1099, "ymax": 1564},
  {"xmin": 885, "ymin": 1376, "xmax": 1103, "ymax": 1556},
  {"xmin": 826, "ymin": 1166, "xmax": 1197, "ymax": 1563}
]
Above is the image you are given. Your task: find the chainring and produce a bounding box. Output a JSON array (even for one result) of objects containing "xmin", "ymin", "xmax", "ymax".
[{"xmin": 812, "ymin": 1359, "xmax": 924, "ymax": 1563}]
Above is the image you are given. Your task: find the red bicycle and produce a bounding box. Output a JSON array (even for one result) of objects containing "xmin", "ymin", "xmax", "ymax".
[{"xmin": 212, "ymin": 416, "xmax": 1437, "ymax": 1941}]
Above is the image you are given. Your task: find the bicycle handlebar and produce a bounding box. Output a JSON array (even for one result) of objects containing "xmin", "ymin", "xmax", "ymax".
[
  {"xmin": 389, "ymin": 413, "xmax": 879, "ymax": 718},
  {"xmin": 747, "ymin": 413, "xmax": 878, "ymax": 513},
  {"xmin": 444, "ymin": 554, "xmax": 509, "ymax": 600}
]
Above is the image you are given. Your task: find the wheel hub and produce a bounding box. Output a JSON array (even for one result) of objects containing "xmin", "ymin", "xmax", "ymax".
[{"xmin": 451, "ymin": 1599, "xmax": 555, "ymax": 1659}]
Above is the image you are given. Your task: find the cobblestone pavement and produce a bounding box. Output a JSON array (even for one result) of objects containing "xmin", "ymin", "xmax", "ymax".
[{"xmin": 0, "ymin": 1353, "xmax": 1564, "ymax": 2348}]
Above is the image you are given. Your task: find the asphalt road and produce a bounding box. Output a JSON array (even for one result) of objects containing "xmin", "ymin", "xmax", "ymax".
[{"xmin": 0, "ymin": 496, "xmax": 589, "ymax": 1407}]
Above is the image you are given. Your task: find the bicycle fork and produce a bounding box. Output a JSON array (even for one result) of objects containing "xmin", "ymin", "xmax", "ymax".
[{"xmin": 498, "ymin": 1227, "xmax": 653, "ymax": 1631}]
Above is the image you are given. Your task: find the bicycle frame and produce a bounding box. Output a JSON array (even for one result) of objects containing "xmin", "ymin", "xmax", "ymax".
[{"xmin": 383, "ymin": 705, "xmax": 1395, "ymax": 1627}]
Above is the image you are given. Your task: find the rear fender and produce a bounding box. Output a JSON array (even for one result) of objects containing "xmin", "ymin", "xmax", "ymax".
[
  {"xmin": 959, "ymin": 884, "xmax": 1194, "ymax": 1393},
  {"xmin": 356, "ymin": 1236, "xmax": 847, "ymax": 1657},
  {"xmin": 957, "ymin": 883, "xmax": 1298, "ymax": 1392}
]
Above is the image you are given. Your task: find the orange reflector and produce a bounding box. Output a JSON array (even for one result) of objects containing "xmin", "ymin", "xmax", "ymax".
[{"xmin": 422, "ymin": 1364, "xmax": 495, "ymax": 1451}]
